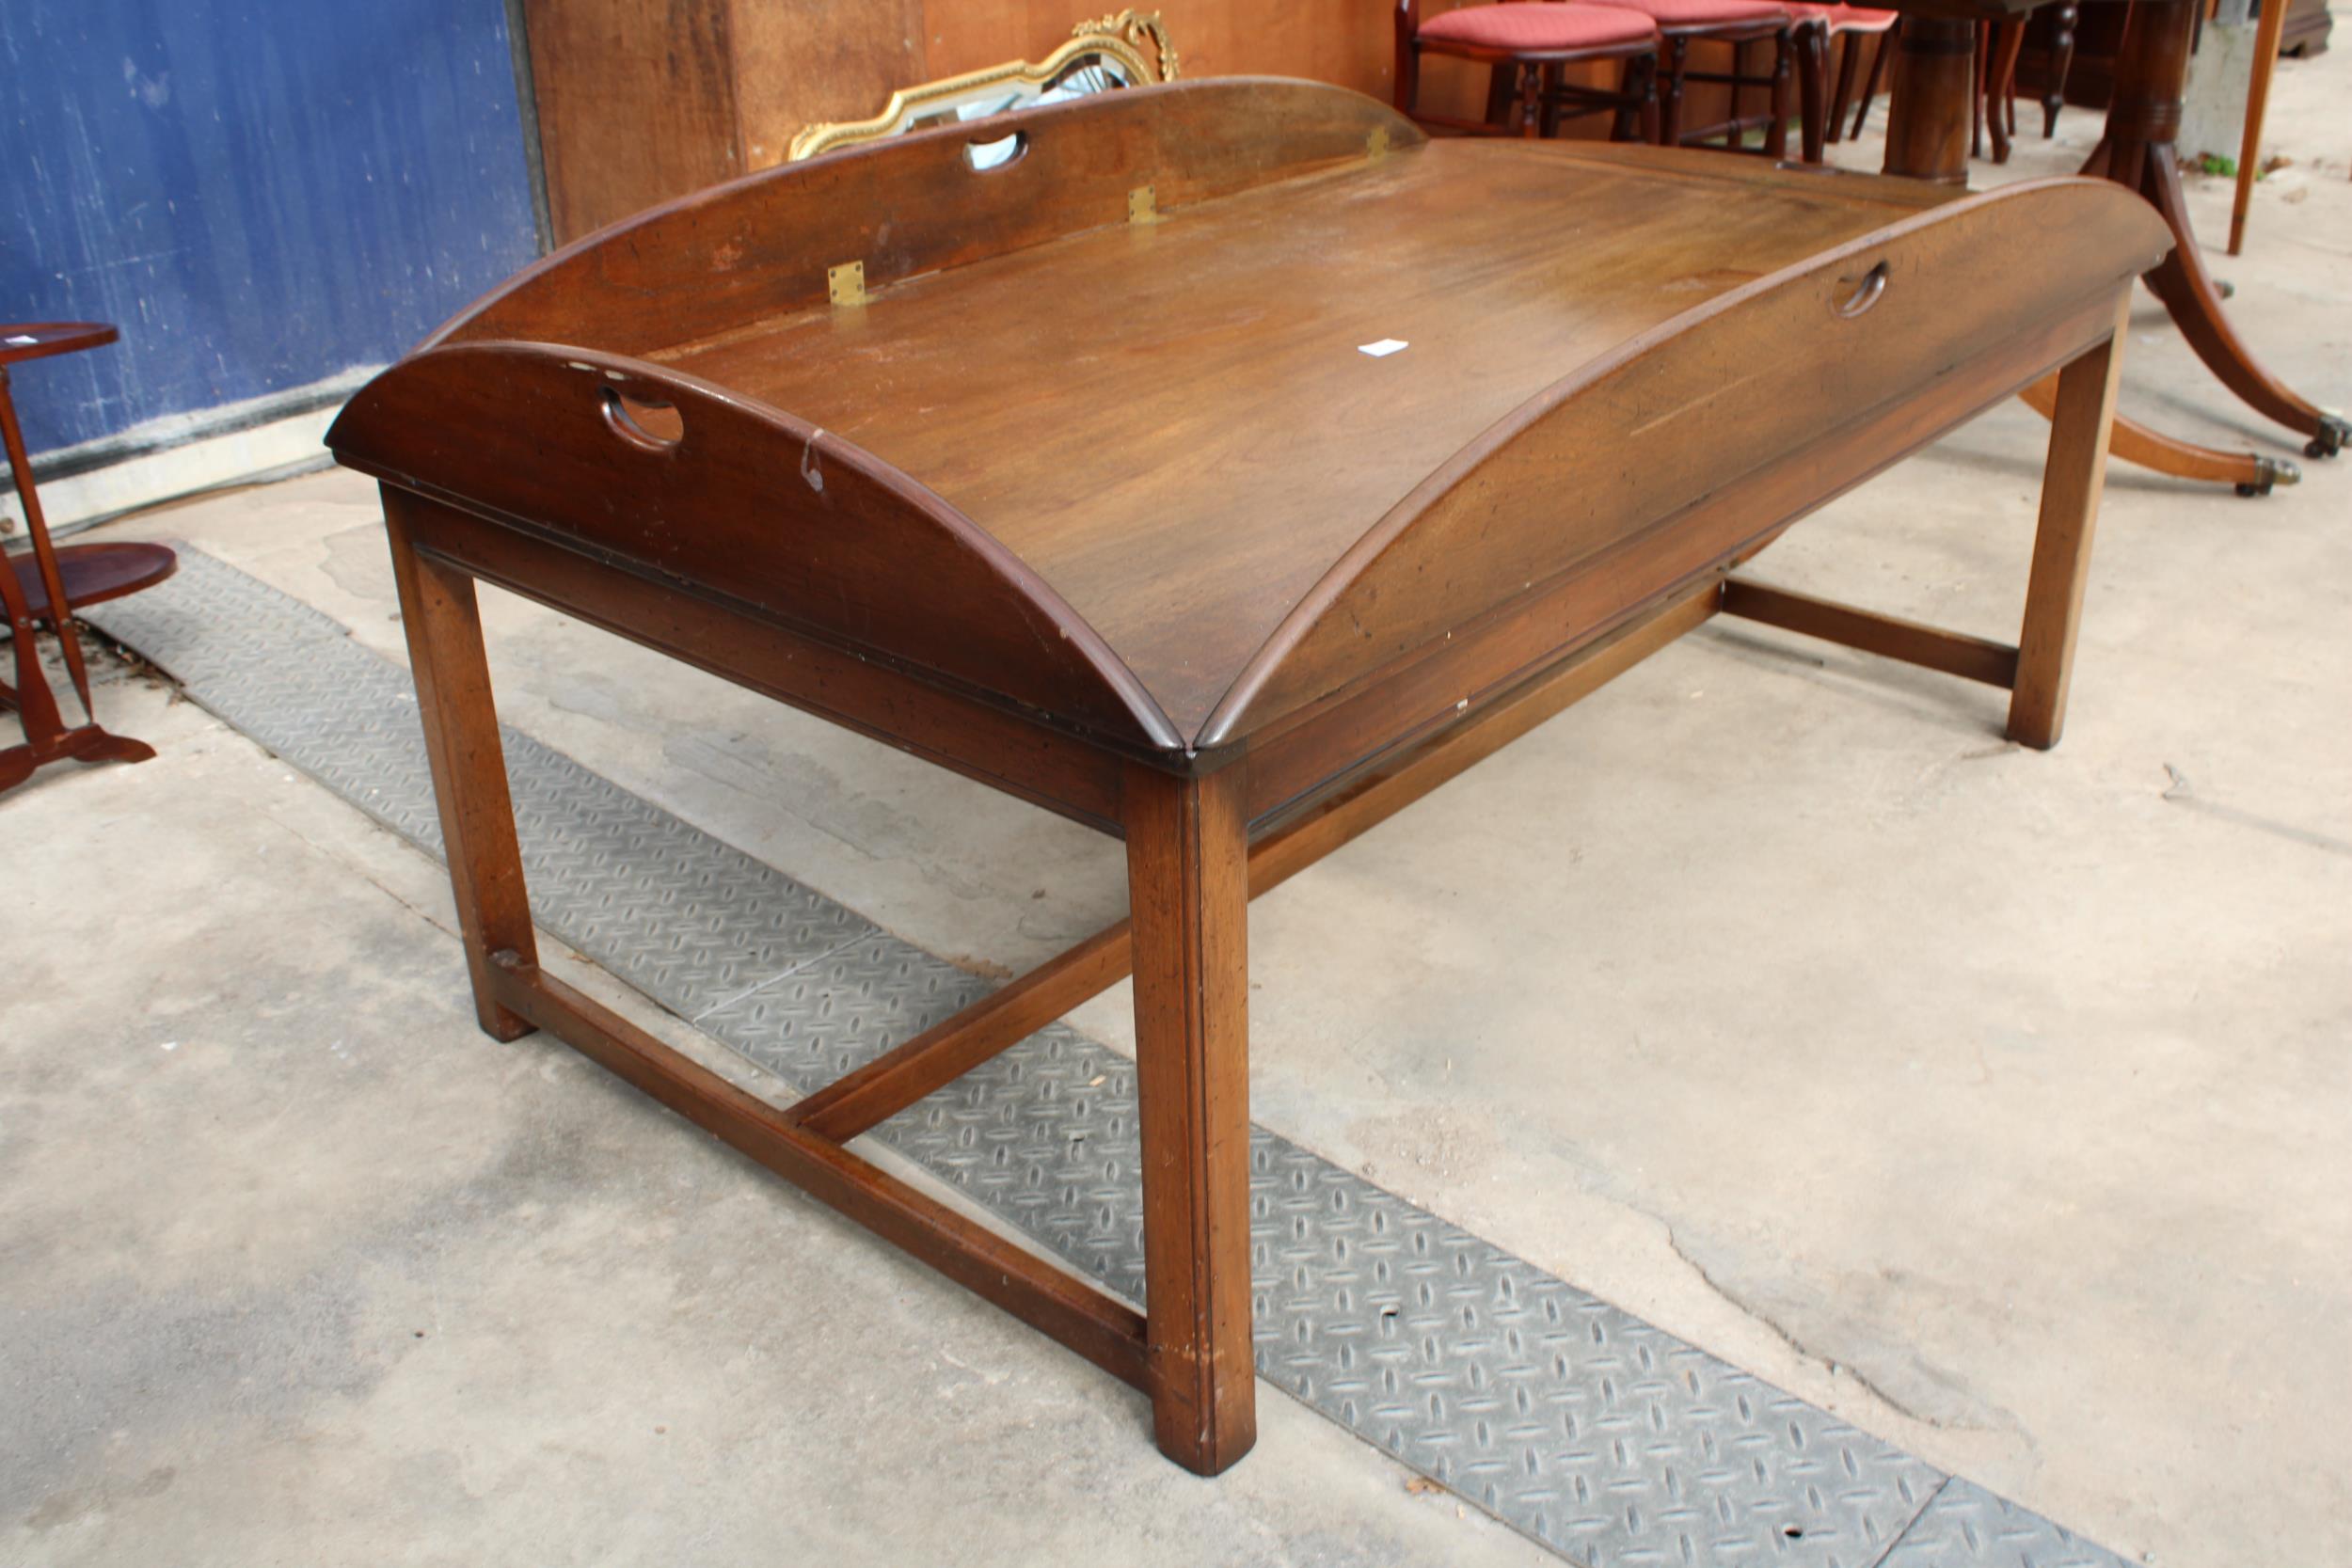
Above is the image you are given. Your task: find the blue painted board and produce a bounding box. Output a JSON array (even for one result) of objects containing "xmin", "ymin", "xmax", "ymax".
[{"xmin": 0, "ymin": 0, "xmax": 538, "ymax": 454}]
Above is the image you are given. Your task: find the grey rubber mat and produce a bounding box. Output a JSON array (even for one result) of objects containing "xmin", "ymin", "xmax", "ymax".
[{"xmin": 86, "ymin": 548, "xmax": 2136, "ymax": 1568}]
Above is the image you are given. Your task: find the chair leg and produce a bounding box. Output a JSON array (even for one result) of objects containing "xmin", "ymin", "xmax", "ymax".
[
  {"xmin": 2007, "ymin": 26, "xmax": 2022, "ymax": 133},
  {"xmin": 1516, "ymin": 62, "xmax": 1544, "ymax": 136},
  {"xmin": 1988, "ymin": 21, "xmax": 2023, "ymax": 160},
  {"xmin": 1798, "ymin": 22, "xmax": 1828, "ymax": 162},
  {"xmin": 1397, "ymin": 35, "xmax": 1422, "ymax": 118},
  {"xmin": 2042, "ymin": 2, "xmax": 2075, "ymax": 136},
  {"xmin": 1725, "ymin": 39, "xmax": 1745, "ymax": 148},
  {"xmin": 2230, "ymin": 0, "xmax": 2288, "ymax": 254},
  {"xmin": 1541, "ymin": 60, "xmax": 1565, "ymax": 137},
  {"xmin": 1658, "ymin": 36, "xmax": 1689, "ymax": 145},
  {"xmin": 1486, "ymin": 57, "xmax": 1517, "ymax": 128},
  {"xmin": 1852, "ymin": 17, "xmax": 1894, "ymax": 138},
  {"xmin": 1765, "ymin": 29, "xmax": 1793, "ymax": 159},
  {"xmin": 1827, "ymin": 31, "xmax": 1861, "ymax": 143},
  {"xmin": 1970, "ymin": 23, "xmax": 1987, "ymax": 158},
  {"xmin": 1612, "ymin": 52, "xmax": 1659, "ymax": 142}
]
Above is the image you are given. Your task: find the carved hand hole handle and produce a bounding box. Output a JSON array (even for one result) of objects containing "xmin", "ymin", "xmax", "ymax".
[
  {"xmin": 964, "ymin": 130, "xmax": 1031, "ymax": 171},
  {"xmin": 1834, "ymin": 261, "xmax": 1891, "ymax": 320},
  {"xmin": 602, "ymin": 388, "xmax": 683, "ymax": 451}
]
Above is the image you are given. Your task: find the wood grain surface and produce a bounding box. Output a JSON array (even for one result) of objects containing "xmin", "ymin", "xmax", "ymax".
[{"xmin": 364, "ymin": 82, "xmax": 2163, "ymax": 757}]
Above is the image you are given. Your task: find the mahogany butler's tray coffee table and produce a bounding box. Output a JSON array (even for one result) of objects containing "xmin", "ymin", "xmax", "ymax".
[{"xmin": 328, "ymin": 79, "xmax": 2168, "ymax": 1473}]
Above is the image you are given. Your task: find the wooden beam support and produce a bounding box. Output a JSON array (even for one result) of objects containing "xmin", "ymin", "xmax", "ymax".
[
  {"xmin": 1719, "ymin": 578, "xmax": 2020, "ymax": 689},
  {"xmin": 787, "ymin": 918, "xmax": 1136, "ymax": 1142},
  {"xmin": 693, "ymin": 555, "xmax": 2064, "ymax": 1166},
  {"xmin": 485, "ymin": 955, "xmax": 1151, "ymax": 1392}
]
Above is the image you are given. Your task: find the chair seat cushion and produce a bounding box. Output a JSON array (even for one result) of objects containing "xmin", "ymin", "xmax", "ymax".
[
  {"xmin": 1584, "ymin": 0, "xmax": 1790, "ymax": 29},
  {"xmin": 1420, "ymin": 2, "xmax": 1661, "ymax": 51},
  {"xmin": 1788, "ymin": 2, "xmax": 1898, "ymax": 27}
]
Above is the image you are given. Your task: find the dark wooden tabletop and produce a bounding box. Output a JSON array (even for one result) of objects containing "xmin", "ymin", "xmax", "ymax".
[
  {"xmin": 0, "ymin": 321, "xmax": 118, "ymax": 368},
  {"xmin": 658, "ymin": 145, "xmax": 1947, "ymax": 739},
  {"xmin": 332, "ymin": 79, "xmax": 2165, "ymax": 765}
]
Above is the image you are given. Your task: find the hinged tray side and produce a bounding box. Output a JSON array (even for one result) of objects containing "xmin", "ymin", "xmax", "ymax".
[
  {"xmin": 421, "ymin": 78, "xmax": 1422, "ymax": 361},
  {"xmin": 1200, "ymin": 178, "xmax": 2174, "ymax": 750},
  {"xmin": 326, "ymin": 342, "xmax": 1183, "ymax": 752}
]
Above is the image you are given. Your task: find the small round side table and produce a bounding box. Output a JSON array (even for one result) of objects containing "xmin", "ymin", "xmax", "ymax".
[{"xmin": 2, "ymin": 322, "xmax": 178, "ymax": 793}]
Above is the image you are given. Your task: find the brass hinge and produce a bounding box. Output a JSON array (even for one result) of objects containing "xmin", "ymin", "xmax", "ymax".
[
  {"xmin": 1127, "ymin": 184, "xmax": 1157, "ymax": 225},
  {"xmin": 827, "ymin": 261, "xmax": 867, "ymax": 308}
]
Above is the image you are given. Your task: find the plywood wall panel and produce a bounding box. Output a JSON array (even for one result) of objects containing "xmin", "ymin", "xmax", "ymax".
[
  {"xmin": 916, "ymin": 1, "xmax": 1391, "ymax": 96},
  {"xmin": 525, "ymin": 0, "xmax": 744, "ymax": 243},
  {"xmin": 919, "ymin": 0, "xmax": 1061, "ymax": 75},
  {"xmin": 734, "ymin": 0, "xmax": 926, "ymax": 170},
  {"xmin": 524, "ymin": 0, "xmax": 1695, "ymax": 245}
]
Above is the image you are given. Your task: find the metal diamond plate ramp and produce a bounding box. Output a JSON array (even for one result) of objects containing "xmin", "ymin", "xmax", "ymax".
[
  {"xmin": 83, "ymin": 548, "xmax": 2137, "ymax": 1568},
  {"xmin": 1875, "ymin": 1480, "xmax": 2131, "ymax": 1568}
]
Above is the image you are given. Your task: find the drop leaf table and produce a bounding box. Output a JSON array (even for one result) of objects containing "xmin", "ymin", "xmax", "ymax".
[{"xmin": 328, "ymin": 78, "xmax": 2169, "ymax": 1473}]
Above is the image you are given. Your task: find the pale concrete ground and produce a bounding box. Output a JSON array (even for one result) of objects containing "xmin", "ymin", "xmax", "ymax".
[{"xmin": 7, "ymin": 46, "xmax": 2349, "ymax": 1568}]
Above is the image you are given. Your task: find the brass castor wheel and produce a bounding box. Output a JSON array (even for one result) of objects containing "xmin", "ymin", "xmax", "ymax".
[
  {"xmin": 2304, "ymin": 414, "xmax": 2347, "ymax": 460},
  {"xmin": 2236, "ymin": 456, "xmax": 2301, "ymax": 498}
]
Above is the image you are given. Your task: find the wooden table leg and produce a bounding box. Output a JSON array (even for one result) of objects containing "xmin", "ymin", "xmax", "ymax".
[
  {"xmin": 1882, "ymin": 14, "xmax": 1975, "ymax": 182},
  {"xmin": 2085, "ymin": 0, "xmax": 2347, "ymax": 457},
  {"xmin": 2010, "ymin": 303, "xmax": 2128, "ymax": 750},
  {"xmin": 1123, "ymin": 759, "xmax": 1256, "ymax": 1476},
  {"xmin": 385, "ymin": 487, "xmax": 541, "ymax": 1041}
]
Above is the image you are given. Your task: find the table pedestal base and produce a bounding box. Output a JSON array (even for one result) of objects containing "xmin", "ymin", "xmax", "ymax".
[
  {"xmin": 0, "ymin": 345, "xmax": 174, "ymax": 793},
  {"xmin": 0, "ymin": 719, "xmax": 156, "ymax": 793},
  {"xmin": 2092, "ymin": 134, "xmax": 2347, "ymax": 460},
  {"xmin": 1882, "ymin": 0, "xmax": 2344, "ymax": 490},
  {"xmin": 2020, "ymin": 375, "xmax": 2299, "ymax": 495},
  {"xmin": 1883, "ymin": 16, "xmax": 1975, "ymax": 183}
]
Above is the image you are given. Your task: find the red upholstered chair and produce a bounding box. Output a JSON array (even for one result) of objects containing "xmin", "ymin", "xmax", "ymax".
[
  {"xmin": 1788, "ymin": 4, "xmax": 1897, "ymax": 161},
  {"xmin": 1395, "ymin": 1, "xmax": 1661, "ymax": 143},
  {"xmin": 1583, "ymin": 0, "xmax": 1799, "ymax": 158}
]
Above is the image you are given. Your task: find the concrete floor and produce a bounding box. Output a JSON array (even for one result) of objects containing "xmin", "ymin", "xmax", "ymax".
[{"xmin": 6, "ymin": 51, "xmax": 2349, "ymax": 1568}]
